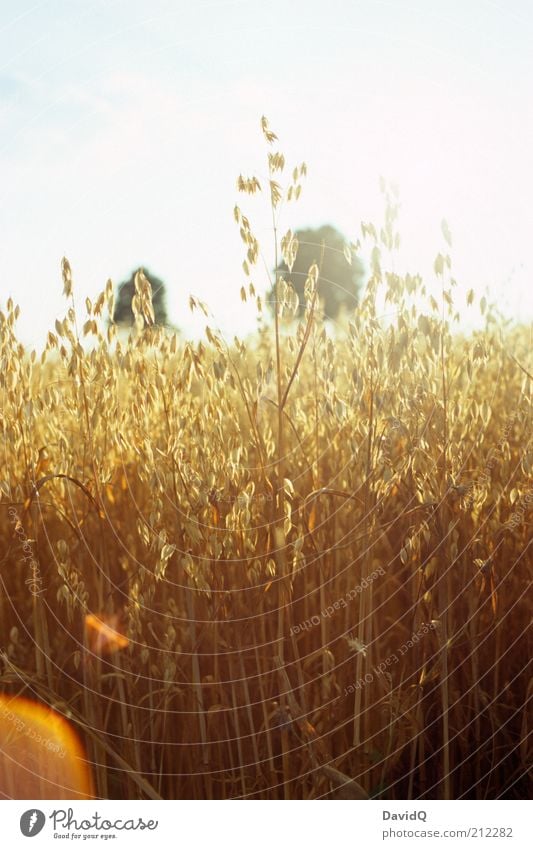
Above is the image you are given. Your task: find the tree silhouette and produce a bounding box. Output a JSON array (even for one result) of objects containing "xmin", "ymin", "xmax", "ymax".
[
  {"xmin": 267, "ymin": 225, "xmax": 364, "ymax": 320},
  {"xmin": 113, "ymin": 268, "xmax": 169, "ymax": 327}
]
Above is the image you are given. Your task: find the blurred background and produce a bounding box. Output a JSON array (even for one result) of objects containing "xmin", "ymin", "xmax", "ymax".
[{"xmin": 1, "ymin": 0, "xmax": 531, "ymax": 346}]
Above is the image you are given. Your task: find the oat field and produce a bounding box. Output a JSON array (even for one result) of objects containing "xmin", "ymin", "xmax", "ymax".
[{"xmin": 0, "ymin": 121, "xmax": 531, "ymax": 800}]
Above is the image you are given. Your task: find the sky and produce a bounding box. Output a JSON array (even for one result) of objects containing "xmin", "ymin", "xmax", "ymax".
[{"xmin": 1, "ymin": 0, "xmax": 532, "ymax": 348}]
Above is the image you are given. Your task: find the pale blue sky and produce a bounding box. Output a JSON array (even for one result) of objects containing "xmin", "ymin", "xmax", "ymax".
[{"xmin": 1, "ymin": 0, "xmax": 532, "ymax": 345}]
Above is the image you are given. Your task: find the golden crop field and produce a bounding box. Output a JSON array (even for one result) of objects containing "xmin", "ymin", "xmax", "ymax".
[{"xmin": 0, "ymin": 121, "xmax": 531, "ymax": 800}]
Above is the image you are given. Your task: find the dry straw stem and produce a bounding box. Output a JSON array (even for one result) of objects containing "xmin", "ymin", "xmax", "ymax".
[{"xmin": 0, "ymin": 118, "xmax": 531, "ymax": 799}]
